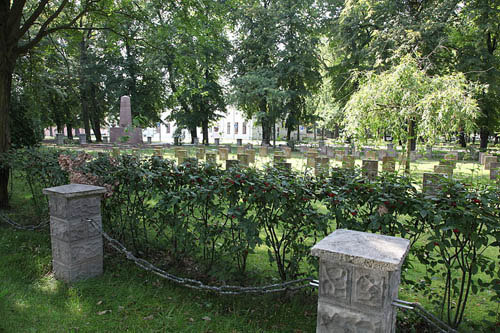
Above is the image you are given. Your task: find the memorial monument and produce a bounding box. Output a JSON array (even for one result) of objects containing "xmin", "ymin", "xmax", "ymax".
[{"xmin": 110, "ymin": 96, "xmax": 143, "ymax": 144}]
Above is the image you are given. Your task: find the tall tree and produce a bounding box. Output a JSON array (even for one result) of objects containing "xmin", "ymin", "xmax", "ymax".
[{"xmin": 0, "ymin": 0, "xmax": 101, "ymax": 208}]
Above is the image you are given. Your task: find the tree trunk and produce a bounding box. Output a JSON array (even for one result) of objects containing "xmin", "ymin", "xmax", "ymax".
[
  {"xmin": 190, "ymin": 127, "xmax": 197, "ymax": 144},
  {"xmin": 297, "ymin": 123, "xmax": 300, "ymax": 141},
  {"xmin": 202, "ymin": 119, "xmax": 209, "ymax": 145},
  {"xmin": 286, "ymin": 127, "xmax": 291, "ymax": 141},
  {"xmin": 479, "ymin": 127, "xmax": 489, "ymax": 149},
  {"xmin": 334, "ymin": 124, "xmax": 339, "ymax": 139},
  {"xmin": 89, "ymin": 84, "xmax": 102, "ymax": 142},
  {"xmin": 409, "ymin": 120, "xmax": 416, "ymax": 151},
  {"xmin": 459, "ymin": 131, "xmax": 466, "ymax": 148},
  {"xmin": 79, "ymin": 39, "xmax": 92, "ymax": 142},
  {"xmin": 66, "ymin": 123, "xmax": 73, "ymax": 140},
  {"xmin": 0, "ymin": 62, "xmax": 14, "ymax": 208},
  {"xmin": 405, "ymin": 119, "xmax": 413, "ymax": 173}
]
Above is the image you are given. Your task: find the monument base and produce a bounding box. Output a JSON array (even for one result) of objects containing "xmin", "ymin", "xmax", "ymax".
[{"xmin": 110, "ymin": 127, "xmax": 143, "ymax": 144}]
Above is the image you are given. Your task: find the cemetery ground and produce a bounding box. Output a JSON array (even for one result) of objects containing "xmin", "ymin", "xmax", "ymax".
[{"xmin": 1, "ymin": 143, "xmax": 499, "ymax": 332}]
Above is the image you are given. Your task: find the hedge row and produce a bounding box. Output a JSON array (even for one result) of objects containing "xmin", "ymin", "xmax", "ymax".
[{"xmin": 2, "ymin": 147, "xmax": 499, "ymax": 328}]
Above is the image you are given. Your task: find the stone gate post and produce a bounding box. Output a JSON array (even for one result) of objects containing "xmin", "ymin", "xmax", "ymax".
[
  {"xmin": 311, "ymin": 229, "xmax": 410, "ymax": 333},
  {"xmin": 43, "ymin": 184, "xmax": 106, "ymax": 283}
]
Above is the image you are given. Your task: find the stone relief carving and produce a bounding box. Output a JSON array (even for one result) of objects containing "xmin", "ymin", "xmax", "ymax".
[
  {"xmin": 318, "ymin": 303, "xmax": 382, "ymax": 333},
  {"xmin": 353, "ymin": 269, "xmax": 385, "ymax": 308},
  {"xmin": 319, "ymin": 262, "xmax": 349, "ymax": 301}
]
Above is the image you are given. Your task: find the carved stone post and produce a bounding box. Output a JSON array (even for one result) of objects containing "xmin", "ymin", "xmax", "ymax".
[
  {"xmin": 43, "ymin": 184, "xmax": 107, "ymax": 283},
  {"xmin": 311, "ymin": 229, "xmax": 410, "ymax": 333}
]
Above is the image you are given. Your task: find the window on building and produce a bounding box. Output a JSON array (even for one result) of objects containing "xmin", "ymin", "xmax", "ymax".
[
  {"xmin": 243, "ymin": 122, "xmax": 247, "ymax": 135},
  {"xmin": 214, "ymin": 127, "xmax": 219, "ymax": 132},
  {"xmin": 227, "ymin": 122, "xmax": 231, "ymax": 134},
  {"xmin": 234, "ymin": 122, "xmax": 239, "ymax": 134},
  {"xmin": 166, "ymin": 123, "xmax": 170, "ymax": 134}
]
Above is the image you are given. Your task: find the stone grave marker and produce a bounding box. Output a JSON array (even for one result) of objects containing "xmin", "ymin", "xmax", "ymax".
[
  {"xmin": 78, "ymin": 133, "xmax": 87, "ymax": 145},
  {"xmin": 490, "ymin": 162, "xmax": 500, "ymax": 180},
  {"xmin": 246, "ymin": 149, "xmax": 256, "ymax": 164},
  {"xmin": 382, "ymin": 156, "xmax": 396, "ymax": 173},
  {"xmin": 423, "ymin": 173, "xmax": 446, "ymax": 195},
  {"xmin": 434, "ymin": 164, "xmax": 453, "ymax": 176},
  {"xmin": 237, "ymin": 153, "xmax": 249, "ymax": 167},
  {"xmin": 196, "ymin": 147, "xmax": 206, "ymax": 160},
  {"xmin": 282, "ymin": 146, "xmax": 292, "ymax": 158},
  {"xmin": 206, "ymin": 152, "xmax": 217, "ymax": 164},
  {"xmin": 259, "ymin": 146, "xmax": 268, "ymax": 157},
  {"xmin": 276, "ymin": 162, "xmax": 292, "ymax": 171},
  {"xmin": 274, "ymin": 152, "xmax": 286, "ymax": 164},
  {"xmin": 342, "ymin": 155, "xmax": 355, "ymax": 169},
  {"xmin": 110, "ymin": 96, "xmax": 142, "ymax": 144},
  {"xmin": 56, "ymin": 133, "xmax": 65, "ymax": 145},
  {"xmin": 177, "ymin": 150, "xmax": 188, "ymax": 164},
  {"xmin": 315, "ymin": 157, "xmax": 330, "ymax": 176},
  {"xmin": 226, "ymin": 159, "xmax": 239, "ymax": 169},
  {"xmin": 362, "ymin": 160, "xmax": 378, "ymax": 180},
  {"xmin": 365, "ymin": 150, "xmax": 377, "ymax": 160},
  {"xmin": 484, "ymin": 156, "xmax": 498, "ymax": 170},
  {"xmin": 218, "ymin": 147, "xmax": 229, "ymax": 161},
  {"xmin": 111, "ymin": 147, "xmax": 120, "ymax": 158}
]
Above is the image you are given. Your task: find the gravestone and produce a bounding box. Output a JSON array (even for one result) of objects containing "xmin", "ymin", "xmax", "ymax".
[
  {"xmin": 102, "ymin": 136, "xmax": 109, "ymax": 144},
  {"xmin": 177, "ymin": 150, "xmax": 188, "ymax": 164},
  {"xmin": 479, "ymin": 152, "xmax": 487, "ymax": 164},
  {"xmin": 276, "ymin": 162, "xmax": 292, "ymax": 171},
  {"xmin": 362, "ymin": 160, "xmax": 378, "ymax": 180},
  {"xmin": 246, "ymin": 149, "xmax": 256, "ymax": 164},
  {"xmin": 378, "ymin": 150, "xmax": 388, "ymax": 161},
  {"xmin": 78, "ymin": 133, "xmax": 87, "ymax": 145},
  {"xmin": 110, "ymin": 96, "xmax": 143, "ymax": 144},
  {"xmin": 311, "ymin": 229, "xmax": 410, "ymax": 333},
  {"xmin": 196, "ymin": 147, "xmax": 206, "ymax": 160},
  {"xmin": 490, "ymin": 162, "xmax": 500, "ymax": 180},
  {"xmin": 434, "ymin": 164, "xmax": 453, "ymax": 176},
  {"xmin": 365, "ymin": 151, "xmax": 377, "ymax": 160},
  {"xmin": 484, "ymin": 156, "xmax": 498, "ymax": 170},
  {"xmin": 214, "ymin": 138, "xmax": 220, "ymax": 146},
  {"xmin": 306, "ymin": 151, "xmax": 319, "ymax": 167},
  {"xmin": 423, "ymin": 173, "xmax": 446, "ymax": 195},
  {"xmin": 315, "ymin": 157, "xmax": 330, "ymax": 176},
  {"xmin": 425, "ymin": 145, "xmax": 432, "ymax": 159},
  {"xmin": 226, "ymin": 159, "xmax": 239, "ymax": 169},
  {"xmin": 43, "ymin": 184, "xmax": 106, "ymax": 283},
  {"xmin": 382, "ymin": 156, "xmax": 396, "ymax": 173},
  {"xmin": 259, "ymin": 146, "xmax": 268, "ymax": 157},
  {"xmin": 193, "ymin": 137, "xmax": 199, "ymax": 145},
  {"xmin": 237, "ymin": 146, "xmax": 246, "ymax": 155},
  {"xmin": 206, "ymin": 152, "xmax": 217, "ymax": 164},
  {"xmin": 237, "ymin": 153, "xmax": 249, "ymax": 167},
  {"xmin": 153, "ymin": 147, "xmax": 163, "ymax": 157},
  {"xmin": 218, "ymin": 148, "xmax": 229, "ymax": 161},
  {"xmin": 147, "ymin": 137, "xmax": 152, "ymax": 144},
  {"xmin": 342, "ymin": 155, "xmax": 355, "ymax": 169},
  {"xmin": 439, "ymin": 159, "xmax": 456, "ymax": 169},
  {"xmin": 274, "ymin": 152, "xmax": 286, "ymax": 164},
  {"xmin": 282, "ymin": 147, "xmax": 292, "ymax": 158},
  {"xmin": 56, "ymin": 133, "xmax": 65, "ymax": 145}
]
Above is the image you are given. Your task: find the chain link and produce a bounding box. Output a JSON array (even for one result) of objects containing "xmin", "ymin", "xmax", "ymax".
[
  {"xmin": 392, "ymin": 299, "xmax": 458, "ymax": 332},
  {"xmin": 0, "ymin": 211, "xmax": 49, "ymax": 230},
  {"xmin": 86, "ymin": 218, "xmax": 313, "ymax": 295}
]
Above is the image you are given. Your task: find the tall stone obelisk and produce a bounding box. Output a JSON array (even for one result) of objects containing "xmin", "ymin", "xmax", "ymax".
[{"xmin": 110, "ymin": 96, "xmax": 143, "ymax": 144}]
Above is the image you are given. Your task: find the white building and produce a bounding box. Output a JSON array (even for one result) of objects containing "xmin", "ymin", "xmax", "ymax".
[{"xmin": 144, "ymin": 105, "xmax": 312, "ymax": 144}]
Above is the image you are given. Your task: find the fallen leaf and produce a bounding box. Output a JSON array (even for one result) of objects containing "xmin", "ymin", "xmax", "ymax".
[
  {"xmin": 143, "ymin": 315, "xmax": 154, "ymax": 320},
  {"xmin": 118, "ymin": 306, "xmax": 125, "ymax": 311},
  {"xmin": 97, "ymin": 310, "xmax": 111, "ymax": 315},
  {"xmin": 96, "ymin": 300, "xmax": 103, "ymax": 305},
  {"xmin": 202, "ymin": 316, "xmax": 211, "ymax": 321},
  {"xmin": 188, "ymin": 318, "xmax": 195, "ymax": 322}
]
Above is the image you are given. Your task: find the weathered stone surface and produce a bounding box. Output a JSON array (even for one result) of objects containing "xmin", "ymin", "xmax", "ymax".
[
  {"xmin": 206, "ymin": 152, "xmax": 217, "ymax": 164},
  {"xmin": 434, "ymin": 164, "xmax": 453, "ymax": 176},
  {"xmin": 365, "ymin": 151, "xmax": 377, "ymax": 160},
  {"xmin": 176, "ymin": 150, "xmax": 188, "ymax": 164},
  {"xmin": 382, "ymin": 156, "xmax": 395, "ymax": 173},
  {"xmin": 78, "ymin": 134, "xmax": 87, "ymax": 145},
  {"xmin": 246, "ymin": 149, "xmax": 256, "ymax": 163},
  {"xmin": 214, "ymin": 138, "xmax": 220, "ymax": 145},
  {"xmin": 196, "ymin": 147, "xmax": 206, "ymax": 160},
  {"xmin": 237, "ymin": 153, "xmax": 249, "ymax": 167},
  {"xmin": 282, "ymin": 147, "xmax": 292, "ymax": 158},
  {"xmin": 274, "ymin": 152, "xmax": 286, "ymax": 163},
  {"xmin": 317, "ymin": 303, "xmax": 383, "ymax": 333},
  {"xmin": 423, "ymin": 172, "xmax": 446, "ymax": 195},
  {"xmin": 490, "ymin": 162, "xmax": 500, "ymax": 180},
  {"xmin": 259, "ymin": 146, "xmax": 268, "ymax": 157},
  {"xmin": 484, "ymin": 156, "xmax": 498, "ymax": 170},
  {"xmin": 362, "ymin": 160, "xmax": 378, "ymax": 180},
  {"xmin": 237, "ymin": 146, "xmax": 245, "ymax": 154},
  {"xmin": 315, "ymin": 157, "xmax": 330, "ymax": 176},
  {"xmin": 218, "ymin": 148, "xmax": 229, "ymax": 161},
  {"xmin": 119, "ymin": 96, "xmax": 132, "ymax": 127},
  {"xmin": 56, "ymin": 133, "xmax": 65, "ymax": 145},
  {"xmin": 311, "ymin": 229, "xmax": 410, "ymax": 272},
  {"xmin": 342, "ymin": 155, "xmax": 355, "ymax": 169},
  {"xmin": 44, "ymin": 184, "xmax": 105, "ymax": 283},
  {"xmin": 226, "ymin": 159, "xmax": 239, "ymax": 169}
]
